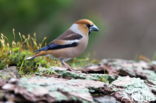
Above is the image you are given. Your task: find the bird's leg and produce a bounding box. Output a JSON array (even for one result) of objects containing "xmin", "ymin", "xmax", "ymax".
[{"xmin": 60, "ymin": 59, "xmax": 72, "ymax": 71}]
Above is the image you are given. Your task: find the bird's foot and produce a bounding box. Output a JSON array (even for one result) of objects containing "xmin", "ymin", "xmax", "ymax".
[
  {"xmin": 60, "ymin": 59, "xmax": 82, "ymax": 72},
  {"xmin": 64, "ymin": 64, "xmax": 73, "ymax": 71},
  {"xmin": 61, "ymin": 61, "xmax": 73, "ymax": 71}
]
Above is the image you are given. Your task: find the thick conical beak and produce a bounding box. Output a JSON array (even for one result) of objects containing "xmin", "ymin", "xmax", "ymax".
[{"xmin": 90, "ymin": 25, "xmax": 99, "ymax": 31}]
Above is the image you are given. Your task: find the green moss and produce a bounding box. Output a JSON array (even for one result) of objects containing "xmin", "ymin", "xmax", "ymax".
[
  {"xmin": 0, "ymin": 33, "xmax": 62, "ymax": 75},
  {"xmin": 69, "ymin": 55, "xmax": 99, "ymax": 68},
  {"xmin": 54, "ymin": 69, "xmax": 115, "ymax": 83},
  {"xmin": 0, "ymin": 61, "xmax": 6, "ymax": 70},
  {"xmin": 0, "ymin": 47, "xmax": 50, "ymax": 75},
  {"xmin": 36, "ymin": 67, "xmax": 56, "ymax": 75},
  {"xmin": 0, "ymin": 33, "xmax": 100, "ymax": 76}
]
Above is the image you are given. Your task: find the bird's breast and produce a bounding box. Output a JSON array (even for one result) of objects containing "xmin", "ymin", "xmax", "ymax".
[
  {"xmin": 77, "ymin": 36, "xmax": 88, "ymax": 52},
  {"xmin": 69, "ymin": 35, "xmax": 88, "ymax": 57}
]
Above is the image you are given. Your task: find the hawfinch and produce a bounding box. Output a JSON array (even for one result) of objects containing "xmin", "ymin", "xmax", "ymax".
[{"xmin": 26, "ymin": 19, "xmax": 99, "ymax": 70}]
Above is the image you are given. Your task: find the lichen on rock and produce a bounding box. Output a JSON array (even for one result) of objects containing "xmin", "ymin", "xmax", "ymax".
[
  {"xmin": 2, "ymin": 76, "xmax": 106, "ymax": 103},
  {"xmin": 111, "ymin": 76, "xmax": 156, "ymax": 102}
]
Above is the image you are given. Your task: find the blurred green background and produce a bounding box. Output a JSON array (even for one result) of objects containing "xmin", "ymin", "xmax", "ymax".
[
  {"xmin": 0, "ymin": 0, "xmax": 74, "ymax": 40},
  {"xmin": 0, "ymin": 0, "xmax": 102, "ymax": 50},
  {"xmin": 1, "ymin": 0, "xmax": 156, "ymax": 59}
]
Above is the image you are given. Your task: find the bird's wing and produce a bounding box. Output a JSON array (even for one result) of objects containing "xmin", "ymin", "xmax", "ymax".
[
  {"xmin": 35, "ymin": 30, "xmax": 82, "ymax": 52},
  {"xmin": 56, "ymin": 30, "xmax": 82, "ymax": 40}
]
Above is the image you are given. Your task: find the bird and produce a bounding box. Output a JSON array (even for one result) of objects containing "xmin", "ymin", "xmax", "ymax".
[{"xmin": 26, "ymin": 19, "xmax": 99, "ymax": 70}]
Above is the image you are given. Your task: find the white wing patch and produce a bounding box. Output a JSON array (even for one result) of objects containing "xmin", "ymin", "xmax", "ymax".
[
  {"xmin": 65, "ymin": 39, "xmax": 80, "ymax": 44},
  {"xmin": 25, "ymin": 56, "xmax": 34, "ymax": 60}
]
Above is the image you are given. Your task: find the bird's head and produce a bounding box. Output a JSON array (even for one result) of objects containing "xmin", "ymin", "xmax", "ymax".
[{"xmin": 70, "ymin": 19, "xmax": 99, "ymax": 35}]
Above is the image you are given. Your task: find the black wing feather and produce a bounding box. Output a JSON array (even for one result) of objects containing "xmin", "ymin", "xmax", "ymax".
[
  {"xmin": 35, "ymin": 42, "xmax": 78, "ymax": 52},
  {"xmin": 35, "ymin": 30, "xmax": 82, "ymax": 52}
]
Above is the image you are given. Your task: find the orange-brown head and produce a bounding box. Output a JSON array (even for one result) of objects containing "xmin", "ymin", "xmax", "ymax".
[{"xmin": 70, "ymin": 19, "xmax": 99, "ymax": 35}]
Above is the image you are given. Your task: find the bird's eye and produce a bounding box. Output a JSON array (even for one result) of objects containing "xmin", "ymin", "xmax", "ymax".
[{"xmin": 86, "ymin": 24, "xmax": 92, "ymax": 28}]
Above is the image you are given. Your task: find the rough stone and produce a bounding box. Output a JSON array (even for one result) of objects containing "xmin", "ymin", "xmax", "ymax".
[
  {"xmin": 2, "ymin": 76, "xmax": 106, "ymax": 103},
  {"xmin": 0, "ymin": 66, "xmax": 20, "ymax": 80},
  {"xmin": 101, "ymin": 76, "xmax": 156, "ymax": 103}
]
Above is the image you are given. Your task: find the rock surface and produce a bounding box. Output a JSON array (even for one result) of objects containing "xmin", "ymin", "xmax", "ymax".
[
  {"xmin": 0, "ymin": 66, "xmax": 20, "ymax": 79},
  {"xmin": 0, "ymin": 59, "xmax": 156, "ymax": 103},
  {"xmin": 1, "ymin": 77, "xmax": 105, "ymax": 103},
  {"xmin": 110, "ymin": 76, "xmax": 155, "ymax": 102}
]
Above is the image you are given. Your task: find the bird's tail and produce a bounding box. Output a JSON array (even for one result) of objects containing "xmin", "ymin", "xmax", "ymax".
[
  {"xmin": 25, "ymin": 51, "xmax": 48, "ymax": 60},
  {"xmin": 25, "ymin": 56, "xmax": 36, "ymax": 60}
]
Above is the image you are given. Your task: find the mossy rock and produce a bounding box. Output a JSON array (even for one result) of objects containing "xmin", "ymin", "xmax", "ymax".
[
  {"xmin": 37, "ymin": 67, "xmax": 115, "ymax": 83},
  {"xmin": 2, "ymin": 76, "xmax": 105, "ymax": 103}
]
